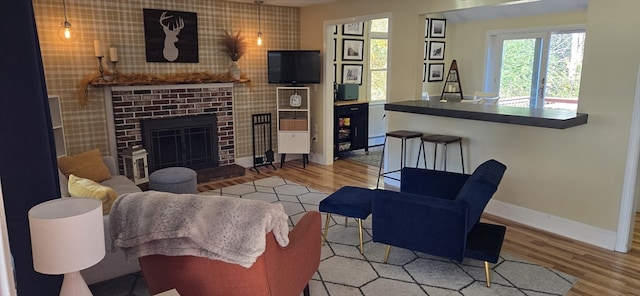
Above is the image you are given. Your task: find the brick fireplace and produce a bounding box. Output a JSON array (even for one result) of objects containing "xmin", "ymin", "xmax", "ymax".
[{"xmin": 104, "ymin": 83, "xmax": 235, "ymax": 173}]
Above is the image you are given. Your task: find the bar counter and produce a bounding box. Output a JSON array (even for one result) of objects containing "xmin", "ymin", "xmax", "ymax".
[{"xmin": 384, "ymin": 100, "xmax": 588, "ymax": 129}]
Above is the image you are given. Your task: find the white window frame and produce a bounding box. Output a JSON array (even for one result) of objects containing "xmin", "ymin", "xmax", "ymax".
[
  {"xmin": 485, "ymin": 24, "xmax": 586, "ymax": 109},
  {"xmin": 368, "ymin": 30, "xmax": 389, "ymax": 102}
]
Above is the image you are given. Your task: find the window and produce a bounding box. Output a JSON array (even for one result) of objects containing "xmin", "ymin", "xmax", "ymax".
[
  {"xmin": 486, "ymin": 27, "xmax": 585, "ymax": 110},
  {"xmin": 368, "ymin": 18, "xmax": 388, "ymax": 102}
]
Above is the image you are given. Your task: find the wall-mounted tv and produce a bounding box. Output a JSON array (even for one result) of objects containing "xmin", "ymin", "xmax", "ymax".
[{"xmin": 267, "ymin": 50, "xmax": 321, "ymax": 85}]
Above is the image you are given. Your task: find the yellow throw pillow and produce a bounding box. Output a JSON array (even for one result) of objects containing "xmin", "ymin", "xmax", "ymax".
[
  {"xmin": 58, "ymin": 148, "xmax": 111, "ymax": 182},
  {"xmin": 68, "ymin": 174, "xmax": 117, "ymax": 215}
]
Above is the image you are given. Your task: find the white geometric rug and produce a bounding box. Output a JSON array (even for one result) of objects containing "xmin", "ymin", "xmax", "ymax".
[{"xmin": 200, "ymin": 176, "xmax": 578, "ymax": 296}]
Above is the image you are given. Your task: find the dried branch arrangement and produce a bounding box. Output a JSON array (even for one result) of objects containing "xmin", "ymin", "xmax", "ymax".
[{"xmin": 221, "ymin": 30, "xmax": 247, "ymax": 61}]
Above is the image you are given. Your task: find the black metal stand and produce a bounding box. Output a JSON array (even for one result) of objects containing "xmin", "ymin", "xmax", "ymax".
[{"xmin": 251, "ymin": 113, "xmax": 276, "ymax": 173}]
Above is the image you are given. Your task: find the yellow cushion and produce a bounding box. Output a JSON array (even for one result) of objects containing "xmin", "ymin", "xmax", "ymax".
[
  {"xmin": 58, "ymin": 148, "xmax": 111, "ymax": 182},
  {"xmin": 68, "ymin": 174, "xmax": 117, "ymax": 215}
]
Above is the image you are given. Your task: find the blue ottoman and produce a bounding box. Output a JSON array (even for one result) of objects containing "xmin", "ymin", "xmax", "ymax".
[
  {"xmin": 319, "ymin": 186, "xmax": 373, "ymax": 254},
  {"xmin": 149, "ymin": 167, "xmax": 198, "ymax": 194}
]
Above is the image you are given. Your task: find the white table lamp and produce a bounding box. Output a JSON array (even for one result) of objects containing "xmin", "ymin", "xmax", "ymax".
[{"xmin": 29, "ymin": 198, "xmax": 105, "ymax": 296}]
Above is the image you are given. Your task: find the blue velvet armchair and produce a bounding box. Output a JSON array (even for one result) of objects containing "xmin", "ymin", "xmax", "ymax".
[{"xmin": 372, "ymin": 159, "xmax": 507, "ymax": 287}]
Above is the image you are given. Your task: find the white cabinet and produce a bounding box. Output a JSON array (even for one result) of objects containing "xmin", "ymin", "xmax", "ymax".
[
  {"xmin": 48, "ymin": 95, "xmax": 67, "ymax": 157},
  {"xmin": 276, "ymin": 87, "xmax": 310, "ymax": 167}
]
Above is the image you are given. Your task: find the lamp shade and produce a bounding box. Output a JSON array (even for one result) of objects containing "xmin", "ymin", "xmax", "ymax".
[{"xmin": 28, "ymin": 198, "xmax": 105, "ymax": 275}]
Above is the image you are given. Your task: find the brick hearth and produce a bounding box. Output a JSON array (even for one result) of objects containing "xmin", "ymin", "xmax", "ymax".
[{"xmin": 105, "ymin": 83, "xmax": 235, "ymax": 172}]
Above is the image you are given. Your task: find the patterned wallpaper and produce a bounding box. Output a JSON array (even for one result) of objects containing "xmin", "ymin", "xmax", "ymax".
[{"xmin": 33, "ymin": 0, "xmax": 300, "ymax": 158}]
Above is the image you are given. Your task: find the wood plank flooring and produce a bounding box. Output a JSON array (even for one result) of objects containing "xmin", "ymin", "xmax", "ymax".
[{"xmin": 197, "ymin": 159, "xmax": 640, "ymax": 296}]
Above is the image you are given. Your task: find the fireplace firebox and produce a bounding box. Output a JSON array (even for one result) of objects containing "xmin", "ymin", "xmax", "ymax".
[{"xmin": 141, "ymin": 114, "xmax": 219, "ymax": 173}]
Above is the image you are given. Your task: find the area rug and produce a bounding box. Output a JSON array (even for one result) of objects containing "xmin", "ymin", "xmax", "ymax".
[
  {"xmin": 338, "ymin": 145, "xmax": 383, "ymax": 167},
  {"xmin": 202, "ymin": 177, "xmax": 578, "ymax": 296}
]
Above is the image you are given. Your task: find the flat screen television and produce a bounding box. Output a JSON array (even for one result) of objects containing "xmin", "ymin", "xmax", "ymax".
[{"xmin": 267, "ymin": 50, "xmax": 321, "ymax": 85}]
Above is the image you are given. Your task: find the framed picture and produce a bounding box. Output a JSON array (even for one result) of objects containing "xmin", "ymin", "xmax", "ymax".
[
  {"xmin": 333, "ymin": 38, "xmax": 337, "ymax": 62},
  {"xmin": 428, "ymin": 63, "xmax": 445, "ymax": 82},
  {"xmin": 423, "ymin": 63, "xmax": 427, "ymax": 82},
  {"xmin": 342, "ymin": 39, "xmax": 364, "ymax": 61},
  {"xmin": 429, "ymin": 41, "xmax": 445, "ymax": 60},
  {"xmin": 342, "ymin": 64, "xmax": 363, "ymax": 85},
  {"xmin": 424, "ymin": 18, "xmax": 430, "ymax": 38},
  {"xmin": 423, "ymin": 41, "xmax": 428, "ymax": 60},
  {"xmin": 430, "ymin": 18, "xmax": 447, "ymax": 38},
  {"xmin": 143, "ymin": 9, "xmax": 199, "ymax": 63},
  {"xmin": 343, "ymin": 22, "xmax": 364, "ymax": 36}
]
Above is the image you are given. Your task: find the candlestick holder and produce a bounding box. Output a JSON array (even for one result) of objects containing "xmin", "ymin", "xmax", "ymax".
[
  {"xmin": 96, "ymin": 56, "xmax": 104, "ymax": 81},
  {"xmin": 111, "ymin": 60, "xmax": 118, "ymax": 80}
]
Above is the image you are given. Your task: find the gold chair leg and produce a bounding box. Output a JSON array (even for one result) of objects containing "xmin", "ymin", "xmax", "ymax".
[
  {"xmin": 358, "ymin": 218, "xmax": 364, "ymax": 254},
  {"xmin": 484, "ymin": 261, "xmax": 491, "ymax": 287},
  {"xmin": 322, "ymin": 213, "xmax": 331, "ymax": 246},
  {"xmin": 384, "ymin": 245, "xmax": 391, "ymax": 263}
]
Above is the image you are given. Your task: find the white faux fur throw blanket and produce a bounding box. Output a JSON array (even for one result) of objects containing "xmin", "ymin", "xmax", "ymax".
[{"xmin": 109, "ymin": 190, "xmax": 290, "ymax": 268}]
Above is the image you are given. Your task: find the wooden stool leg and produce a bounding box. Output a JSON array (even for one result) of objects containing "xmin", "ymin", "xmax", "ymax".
[
  {"xmin": 443, "ymin": 143, "xmax": 448, "ymax": 172},
  {"xmin": 459, "ymin": 140, "xmax": 465, "ymax": 173},
  {"xmin": 432, "ymin": 143, "xmax": 438, "ymax": 170},
  {"xmin": 376, "ymin": 136, "xmax": 387, "ymax": 188},
  {"xmin": 415, "ymin": 141, "xmax": 423, "ymax": 168},
  {"xmin": 322, "ymin": 213, "xmax": 331, "ymax": 245}
]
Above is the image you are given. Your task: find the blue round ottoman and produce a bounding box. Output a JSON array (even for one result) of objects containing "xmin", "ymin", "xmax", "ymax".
[{"xmin": 149, "ymin": 167, "xmax": 198, "ymax": 194}]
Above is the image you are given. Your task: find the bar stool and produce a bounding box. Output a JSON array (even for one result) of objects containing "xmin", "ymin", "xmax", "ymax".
[
  {"xmin": 416, "ymin": 134, "xmax": 465, "ymax": 173},
  {"xmin": 376, "ymin": 130, "xmax": 423, "ymax": 188}
]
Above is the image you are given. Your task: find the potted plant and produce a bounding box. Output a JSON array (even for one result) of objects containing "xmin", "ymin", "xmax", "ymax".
[{"xmin": 221, "ymin": 30, "xmax": 247, "ymax": 80}]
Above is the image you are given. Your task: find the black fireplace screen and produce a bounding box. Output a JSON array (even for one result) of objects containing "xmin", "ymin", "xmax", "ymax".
[{"xmin": 141, "ymin": 114, "xmax": 218, "ymax": 172}]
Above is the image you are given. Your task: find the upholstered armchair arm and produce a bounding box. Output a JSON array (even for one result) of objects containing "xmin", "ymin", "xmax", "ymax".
[
  {"xmin": 372, "ymin": 189, "xmax": 469, "ymax": 262},
  {"xmin": 264, "ymin": 211, "xmax": 321, "ymax": 296},
  {"xmin": 401, "ymin": 167, "xmax": 470, "ymax": 200}
]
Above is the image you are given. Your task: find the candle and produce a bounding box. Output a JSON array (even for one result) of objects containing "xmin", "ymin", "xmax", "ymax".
[
  {"xmin": 94, "ymin": 40, "xmax": 103, "ymax": 57},
  {"xmin": 109, "ymin": 47, "xmax": 118, "ymax": 62}
]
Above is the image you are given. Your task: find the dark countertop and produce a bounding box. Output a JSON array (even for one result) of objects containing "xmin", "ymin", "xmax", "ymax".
[{"xmin": 384, "ymin": 100, "xmax": 588, "ymax": 129}]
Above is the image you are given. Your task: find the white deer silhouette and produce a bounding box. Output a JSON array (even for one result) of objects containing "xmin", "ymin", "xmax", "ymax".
[{"xmin": 159, "ymin": 11, "xmax": 184, "ymax": 62}]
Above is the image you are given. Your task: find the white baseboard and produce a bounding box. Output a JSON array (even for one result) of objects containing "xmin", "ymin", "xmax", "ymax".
[
  {"xmin": 369, "ymin": 136, "xmax": 384, "ymax": 147},
  {"xmin": 485, "ymin": 199, "xmax": 617, "ymax": 251}
]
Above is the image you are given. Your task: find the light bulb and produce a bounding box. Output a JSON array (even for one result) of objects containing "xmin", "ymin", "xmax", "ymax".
[
  {"xmin": 257, "ymin": 32, "xmax": 263, "ymax": 46},
  {"xmin": 57, "ymin": 21, "xmax": 75, "ymax": 41}
]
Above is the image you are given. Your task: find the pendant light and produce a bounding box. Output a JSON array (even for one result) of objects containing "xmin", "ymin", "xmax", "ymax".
[
  {"xmin": 255, "ymin": 0, "xmax": 264, "ymax": 46},
  {"xmin": 57, "ymin": 0, "xmax": 75, "ymax": 41}
]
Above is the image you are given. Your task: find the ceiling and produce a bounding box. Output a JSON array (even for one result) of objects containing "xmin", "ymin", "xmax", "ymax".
[
  {"xmin": 442, "ymin": 0, "xmax": 589, "ymax": 22},
  {"xmin": 228, "ymin": 0, "xmax": 337, "ymax": 7},
  {"xmin": 226, "ymin": 0, "xmax": 588, "ymax": 21}
]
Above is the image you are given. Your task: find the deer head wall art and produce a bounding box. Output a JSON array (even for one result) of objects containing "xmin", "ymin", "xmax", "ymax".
[{"xmin": 143, "ymin": 8, "xmax": 198, "ymax": 63}]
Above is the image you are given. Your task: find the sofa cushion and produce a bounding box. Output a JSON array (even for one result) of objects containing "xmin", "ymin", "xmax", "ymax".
[
  {"xmin": 101, "ymin": 175, "xmax": 142, "ymax": 196},
  {"xmin": 58, "ymin": 169, "xmax": 70, "ymax": 197},
  {"xmin": 58, "ymin": 148, "xmax": 111, "ymax": 182},
  {"xmin": 68, "ymin": 174, "xmax": 117, "ymax": 215}
]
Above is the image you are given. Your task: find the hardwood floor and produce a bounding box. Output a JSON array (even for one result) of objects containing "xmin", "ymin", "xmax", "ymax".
[{"xmin": 198, "ymin": 159, "xmax": 640, "ymax": 296}]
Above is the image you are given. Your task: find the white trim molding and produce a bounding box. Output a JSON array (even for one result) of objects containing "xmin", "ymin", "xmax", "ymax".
[{"xmin": 486, "ymin": 199, "xmax": 617, "ymax": 250}]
